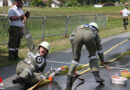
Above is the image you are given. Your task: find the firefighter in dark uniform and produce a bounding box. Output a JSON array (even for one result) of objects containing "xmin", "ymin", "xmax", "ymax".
[
  {"xmin": 66, "ymin": 22, "xmax": 110, "ymax": 87},
  {"xmin": 8, "ymin": 0, "xmax": 24, "ymax": 61},
  {"xmin": 12, "ymin": 41, "xmax": 50, "ymax": 86}
]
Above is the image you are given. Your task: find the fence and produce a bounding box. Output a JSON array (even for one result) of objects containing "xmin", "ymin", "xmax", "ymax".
[{"xmin": 0, "ymin": 14, "xmax": 106, "ymax": 45}]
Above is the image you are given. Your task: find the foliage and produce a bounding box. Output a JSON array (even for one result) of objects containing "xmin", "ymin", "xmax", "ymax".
[
  {"xmin": 46, "ymin": 0, "xmax": 52, "ymax": 7},
  {"xmin": 30, "ymin": 0, "xmax": 46, "ymax": 7},
  {"xmin": 58, "ymin": 0, "xmax": 66, "ymax": 5},
  {"xmin": 30, "ymin": 0, "xmax": 128, "ymax": 7},
  {"xmin": 76, "ymin": 0, "xmax": 126, "ymax": 5},
  {"xmin": 66, "ymin": 0, "xmax": 80, "ymax": 6},
  {"xmin": 66, "ymin": 0, "xmax": 127, "ymax": 6},
  {"xmin": 120, "ymin": 0, "xmax": 127, "ymax": 3},
  {"xmin": 77, "ymin": 0, "xmax": 88, "ymax": 5}
]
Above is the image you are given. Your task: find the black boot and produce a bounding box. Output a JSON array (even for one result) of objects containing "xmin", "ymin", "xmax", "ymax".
[
  {"xmin": 93, "ymin": 71, "xmax": 104, "ymax": 84},
  {"xmin": 14, "ymin": 50, "xmax": 19, "ymax": 60},
  {"xmin": 124, "ymin": 25, "xmax": 127, "ymax": 30},
  {"xmin": 66, "ymin": 75, "xmax": 74, "ymax": 87},
  {"xmin": 8, "ymin": 51, "xmax": 15, "ymax": 61},
  {"xmin": 65, "ymin": 86, "xmax": 72, "ymax": 90},
  {"xmin": 12, "ymin": 77, "xmax": 27, "ymax": 84}
]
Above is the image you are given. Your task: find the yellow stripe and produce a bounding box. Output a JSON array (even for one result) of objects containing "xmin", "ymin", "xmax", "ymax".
[{"xmin": 104, "ymin": 39, "xmax": 128, "ymax": 55}]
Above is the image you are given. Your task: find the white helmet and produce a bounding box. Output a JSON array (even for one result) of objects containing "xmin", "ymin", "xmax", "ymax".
[
  {"xmin": 39, "ymin": 41, "xmax": 50, "ymax": 50},
  {"xmin": 89, "ymin": 22, "xmax": 98, "ymax": 29}
]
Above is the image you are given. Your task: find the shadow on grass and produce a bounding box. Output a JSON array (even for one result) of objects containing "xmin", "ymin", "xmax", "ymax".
[
  {"xmin": 0, "ymin": 55, "xmax": 24, "ymax": 80},
  {"xmin": 0, "ymin": 55, "xmax": 23, "ymax": 68},
  {"xmin": 0, "ymin": 47, "xmax": 8, "ymax": 54}
]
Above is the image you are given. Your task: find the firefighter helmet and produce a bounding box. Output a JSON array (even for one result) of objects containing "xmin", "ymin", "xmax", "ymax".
[
  {"xmin": 89, "ymin": 22, "xmax": 98, "ymax": 29},
  {"xmin": 39, "ymin": 41, "xmax": 50, "ymax": 50}
]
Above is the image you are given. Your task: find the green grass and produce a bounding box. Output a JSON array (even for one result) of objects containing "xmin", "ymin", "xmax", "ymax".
[{"xmin": 23, "ymin": 6, "xmax": 128, "ymax": 16}]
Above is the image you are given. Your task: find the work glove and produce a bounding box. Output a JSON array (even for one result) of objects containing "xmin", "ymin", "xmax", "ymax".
[
  {"xmin": 20, "ymin": 15, "xmax": 24, "ymax": 20},
  {"xmin": 25, "ymin": 11, "xmax": 30, "ymax": 18},
  {"xmin": 69, "ymin": 35, "xmax": 74, "ymax": 45},
  {"xmin": 101, "ymin": 62, "xmax": 111, "ymax": 71}
]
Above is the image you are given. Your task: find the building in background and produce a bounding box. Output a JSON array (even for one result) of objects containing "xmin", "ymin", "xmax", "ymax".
[
  {"xmin": 23, "ymin": 0, "xmax": 31, "ymax": 7},
  {"xmin": 0, "ymin": 0, "xmax": 31, "ymax": 7},
  {"xmin": 51, "ymin": 0, "xmax": 61, "ymax": 8},
  {"xmin": 0, "ymin": 0, "xmax": 13, "ymax": 7}
]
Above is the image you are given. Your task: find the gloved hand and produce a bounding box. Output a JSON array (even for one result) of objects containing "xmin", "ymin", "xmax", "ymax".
[
  {"xmin": 101, "ymin": 63, "xmax": 111, "ymax": 71},
  {"xmin": 25, "ymin": 11, "xmax": 30, "ymax": 18},
  {"xmin": 69, "ymin": 35, "xmax": 74, "ymax": 44},
  {"xmin": 20, "ymin": 15, "xmax": 24, "ymax": 20}
]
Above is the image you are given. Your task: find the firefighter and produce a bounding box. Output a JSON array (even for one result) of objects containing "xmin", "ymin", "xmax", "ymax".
[
  {"xmin": 12, "ymin": 41, "xmax": 51, "ymax": 87},
  {"xmin": 120, "ymin": 6, "xmax": 130, "ymax": 30},
  {"xmin": 66, "ymin": 22, "xmax": 110, "ymax": 87},
  {"xmin": 8, "ymin": 0, "xmax": 24, "ymax": 61}
]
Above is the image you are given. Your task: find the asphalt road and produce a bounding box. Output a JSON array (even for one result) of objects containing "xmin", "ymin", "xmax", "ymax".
[{"xmin": 1, "ymin": 32, "xmax": 130, "ymax": 90}]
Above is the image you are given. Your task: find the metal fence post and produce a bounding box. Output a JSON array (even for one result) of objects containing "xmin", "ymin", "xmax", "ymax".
[
  {"xmin": 42, "ymin": 16, "xmax": 46, "ymax": 40},
  {"xmin": 95, "ymin": 14, "xmax": 97, "ymax": 23},
  {"xmin": 65, "ymin": 16, "xmax": 68, "ymax": 37},
  {"xmin": 82, "ymin": 15, "xmax": 84, "ymax": 23},
  {"xmin": 105, "ymin": 15, "xmax": 107, "ymax": 28}
]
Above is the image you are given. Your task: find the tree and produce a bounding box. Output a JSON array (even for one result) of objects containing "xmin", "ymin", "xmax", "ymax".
[
  {"xmin": 30, "ymin": 0, "xmax": 46, "ymax": 7},
  {"xmin": 66, "ymin": 0, "xmax": 80, "ymax": 6},
  {"xmin": 46, "ymin": 0, "xmax": 52, "ymax": 7},
  {"xmin": 77, "ymin": 0, "xmax": 88, "ymax": 5},
  {"xmin": 120, "ymin": 0, "xmax": 127, "ymax": 3},
  {"xmin": 58, "ymin": 0, "xmax": 66, "ymax": 5}
]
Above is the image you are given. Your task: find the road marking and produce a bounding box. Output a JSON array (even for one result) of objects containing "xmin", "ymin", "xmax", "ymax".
[{"xmin": 104, "ymin": 39, "xmax": 128, "ymax": 55}]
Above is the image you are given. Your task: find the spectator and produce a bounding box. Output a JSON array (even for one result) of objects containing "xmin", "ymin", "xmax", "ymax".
[
  {"xmin": 120, "ymin": 6, "xmax": 130, "ymax": 30},
  {"xmin": 8, "ymin": 0, "xmax": 24, "ymax": 61}
]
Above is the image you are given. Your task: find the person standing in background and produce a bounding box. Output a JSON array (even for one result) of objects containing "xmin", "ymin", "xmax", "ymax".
[
  {"xmin": 8, "ymin": 0, "xmax": 24, "ymax": 61},
  {"xmin": 120, "ymin": 6, "xmax": 130, "ymax": 30}
]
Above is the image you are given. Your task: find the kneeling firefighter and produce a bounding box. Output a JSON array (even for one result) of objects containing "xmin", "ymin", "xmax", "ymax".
[
  {"xmin": 66, "ymin": 22, "xmax": 110, "ymax": 87},
  {"xmin": 12, "ymin": 41, "xmax": 51, "ymax": 86}
]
